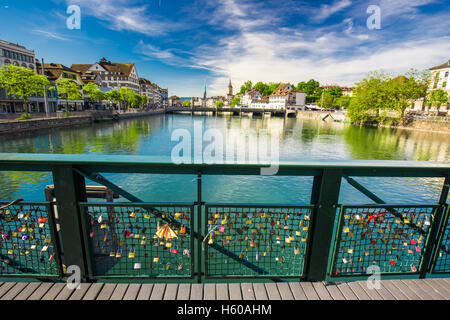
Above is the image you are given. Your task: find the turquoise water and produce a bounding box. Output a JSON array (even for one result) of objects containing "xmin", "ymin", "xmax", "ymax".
[{"xmin": 0, "ymin": 114, "xmax": 448, "ymax": 204}]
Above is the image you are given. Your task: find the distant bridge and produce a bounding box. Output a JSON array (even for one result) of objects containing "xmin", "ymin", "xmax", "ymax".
[{"xmin": 166, "ymin": 107, "xmax": 297, "ymax": 117}]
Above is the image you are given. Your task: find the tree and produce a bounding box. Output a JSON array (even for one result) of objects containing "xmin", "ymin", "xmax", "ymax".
[
  {"xmin": 131, "ymin": 93, "xmax": 142, "ymax": 108},
  {"xmin": 321, "ymin": 92, "xmax": 335, "ymax": 109},
  {"xmin": 53, "ymin": 78, "xmax": 82, "ymax": 112},
  {"xmin": 230, "ymin": 97, "xmax": 240, "ymax": 108},
  {"xmin": 239, "ymin": 80, "xmax": 253, "ymax": 94},
  {"xmin": 325, "ymin": 87, "xmax": 343, "ymax": 98},
  {"xmin": 105, "ymin": 90, "xmax": 121, "ymax": 110},
  {"xmin": 119, "ymin": 87, "xmax": 136, "ymax": 110},
  {"xmin": 297, "ymin": 79, "xmax": 321, "ymax": 103},
  {"xmin": 0, "ymin": 65, "xmax": 50, "ymax": 114},
  {"xmin": 389, "ymin": 70, "xmax": 428, "ymax": 122},
  {"xmin": 183, "ymin": 100, "xmax": 191, "ymax": 107},
  {"xmin": 215, "ymin": 100, "xmax": 224, "ymax": 108},
  {"xmin": 140, "ymin": 95, "xmax": 148, "ymax": 109},
  {"xmin": 335, "ymin": 96, "xmax": 352, "ymax": 109},
  {"xmin": 347, "ymin": 71, "xmax": 395, "ymax": 124},
  {"xmin": 83, "ymin": 82, "xmax": 104, "ymax": 109},
  {"xmin": 426, "ymin": 89, "xmax": 449, "ymax": 115}
]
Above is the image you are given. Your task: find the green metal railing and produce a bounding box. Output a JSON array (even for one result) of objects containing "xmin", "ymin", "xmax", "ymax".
[
  {"xmin": 430, "ymin": 205, "xmax": 450, "ymax": 274},
  {"xmin": 0, "ymin": 153, "xmax": 448, "ymax": 282},
  {"xmin": 0, "ymin": 201, "xmax": 63, "ymax": 278}
]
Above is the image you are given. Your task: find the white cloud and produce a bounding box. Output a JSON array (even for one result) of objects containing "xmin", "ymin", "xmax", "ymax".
[
  {"xmin": 313, "ymin": 0, "xmax": 352, "ymax": 22},
  {"xmin": 65, "ymin": 0, "xmax": 184, "ymax": 36},
  {"xmin": 32, "ymin": 29, "xmax": 69, "ymax": 41}
]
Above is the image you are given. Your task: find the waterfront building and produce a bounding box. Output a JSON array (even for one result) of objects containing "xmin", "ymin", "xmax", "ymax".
[
  {"xmin": 269, "ymin": 83, "xmax": 306, "ymax": 110},
  {"xmin": 36, "ymin": 62, "xmax": 85, "ymax": 112},
  {"xmin": 242, "ymin": 89, "xmax": 262, "ymax": 107},
  {"xmin": 250, "ymin": 96, "xmax": 270, "ymax": 109},
  {"xmin": 152, "ymin": 83, "xmax": 162, "ymax": 108},
  {"xmin": 428, "ymin": 59, "xmax": 450, "ymax": 114},
  {"xmin": 139, "ymin": 78, "xmax": 153, "ymax": 107},
  {"xmin": 169, "ymin": 95, "xmax": 182, "ymax": 107},
  {"xmin": 71, "ymin": 58, "xmax": 140, "ymax": 94},
  {"xmin": 161, "ymin": 88, "xmax": 168, "ymax": 108},
  {"xmin": 0, "ymin": 39, "xmax": 37, "ymax": 113}
]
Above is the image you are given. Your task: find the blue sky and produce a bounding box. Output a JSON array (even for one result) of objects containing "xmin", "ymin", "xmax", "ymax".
[{"xmin": 0, "ymin": 0, "xmax": 449, "ymax": 97}]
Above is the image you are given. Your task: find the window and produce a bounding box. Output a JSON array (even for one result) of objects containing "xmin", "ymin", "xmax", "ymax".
[
  {"xmin": 446, "ymin": 72, "xmax": 449, "ymax": 78},
  {"xmin": 1, "ymin": 49, "xmax": 5, "ymax": 57}
]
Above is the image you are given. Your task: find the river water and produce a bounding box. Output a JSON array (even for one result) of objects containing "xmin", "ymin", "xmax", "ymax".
[{"xmin": 0, "ymin": 114, "xmax": 448, "ymax": 204}]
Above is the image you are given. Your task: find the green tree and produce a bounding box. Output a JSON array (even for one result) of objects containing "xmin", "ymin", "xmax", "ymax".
[
  {"xmin": 230, "ymin": 97, "xmax": 240, "ymax": 108},
  {"xmin": 239, "ymin": 80, "xmax": 253, "ymax": 94},
  {"xmin": 321, "ymin": 92, "xmax": 335, "ymax": 109},
  {"xmin": 325, "ymin": 87, "xmax": 343, "ymax": 98},
  {"xmin": 426, "ymin": 89, "xmax": 449, "ymax": 115},
  {"xmin": 183, "ymin": 100, "xmax": 191, "ymax": 107},
  {"xmin": 335, "ymin": 96, "xmax": 352, "ymax": 109},
  {"xmin": 347, "ymin": 71, "xmax": 395, "ymax": 124},
  {"xmin": 140, "ymin": 94, "xmax": 149, "ymax": 109},
  {"xmin": 297, "ymin": 79, "xmax": 321, "ymax": 103},
  {"xmin": 119, "ymin": 88, "xmax": 136, "ymax": 110},
  {"xmin": 215, "ymin": 100, "xmax": 224, "ymax": 108},
  {"xmin": 105, "ymin": 90, "xmax": 121, "ymax": 110},
  {"xmin": 83, "ymin": 82, "xmax": 105, "ymax": 109},
  {"xmin": 254, "ymin": 82, "xmax": 267, "ymax": 94},
  {"xmin": 0, "ymin": 65, "xmax": 50, "ymax": 115},
  {"xmin": 54, "ymin": 78, "xmax": 82, "ymax": 112}
]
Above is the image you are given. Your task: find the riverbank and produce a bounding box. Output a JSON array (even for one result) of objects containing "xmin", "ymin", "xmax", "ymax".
[
  {"xmin": 294, "ymin": 111, "xmax": 450, "ymax": 134},
  {"xmin": 0, "ymin": 109, "xmax": 165, "ymax": 135}
]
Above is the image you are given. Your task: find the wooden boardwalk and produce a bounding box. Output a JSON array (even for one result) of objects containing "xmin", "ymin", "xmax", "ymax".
[{"xmin": 0, "ymin": 278, "xmax": 449, "ymax": 300}]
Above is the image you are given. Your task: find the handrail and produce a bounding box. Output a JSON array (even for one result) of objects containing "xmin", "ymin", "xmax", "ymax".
[{"xmin": 0, "ymin": 153, "xmax": 449, "ymax": 177}]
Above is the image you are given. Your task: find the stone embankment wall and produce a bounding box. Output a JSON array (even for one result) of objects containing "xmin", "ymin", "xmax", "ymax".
[
  {"xmin": 0, "ymin": 116, "xmax": 92, "ymax": 134},
  {"xmin": 0, "ymin": 110, "xmax": 167, "ymax": 134}
]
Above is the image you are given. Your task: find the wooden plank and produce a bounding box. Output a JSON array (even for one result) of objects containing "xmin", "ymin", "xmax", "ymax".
[
  {"xmin": 110, "ymin": 284, "xmax": 129, "ymax": 300},
  {"xmin": 390, "ymin": 280, "xmax": 421, "ymax": 300},
  {"xmin": 123, "ymin": 284, "xmax": 141, "ymax": 300},
  {"xmin": 97, "ymin": 284, "xmax": 117, "ymax": 300},
  {"xmin": 203, "ymin": 283, "xmax": 216, "ymax": 300},
  {"xmin": 441, "ymin": 278, "xmax": 450, "ymax": 286},
  {"xmin": 412, "ymin": 279, "xmax": 446, "ymax": 300},
  {"xmin": 0, "ymin": 282, "xmax": 28, "ymax": 300},
  {"xmin": 323, "ymin": 283, "xmax": 345, "ymax": 300},
  {"xmin": 229, "ymin": 283, "xmax": 242, "ymax": 300},
  {"xmin": 312, "ymin": 282, "xmax": 332, "ymax": 300},
  {"xmin": 299, "ymin": 282, "xmax": 320, "ymax": 300},
  {"xmin": 381, "ymin": 281, "xmax": 408, "ymax": 300},
  {"xmin": 67, "ymin": 283, "xmax": 91, "ymax": 300},
  {"xmin": 136, "ymin": 284, "xmax": 153, "ymax": 300},
  {"xmin": 0, "ymin": 282, "xmax": 16, "ymax": 299},
  {"xmin": 163, "ymin": 284, "xmax": 178, "ymax": 300},
  {"xmin": 276, "ymin": 283, "xmax": 294, "ymax": 300},
  {"xmin": 150, "ymin": 283, "xmax": 166, "ymax": 300},
  {"xmin": 288, "ymin": 282, "xmax": 307, "ymax": 300},
  {"xmin": 216, "ymin": 283, "xmax": 229, "ymax": 300},
  {"xmin": 41, "ymin": 283, "xmax": 65, "ymax": 300},
  {"xmin": 355, "ymin": 281, "xmax": 383, "ymax": 300},
  {"xmin": 336, "ymin": 283, "xmax": 358, "ymax": 300},
  {"xmin": 425, "ymin": 279, "xmax": 450, "ymax": 299},
  {"xmin": 359, "ymin": 280, "xmax": 395, "ymax": 300},
  {"xmin": 400, "ymin": 280, "xmax": 433, "ymax": 300},
  {"xmin": 346, "ymin": 281, "xmax": 371, "ymax": 300},
  {"xmin": 264, "ymin": 283, "xmax": 281, "ymax": 300},
  {"xmin": 177, "ymin": 283, "xmax": 191, "ymax": 300},
  {"xmin": 82, "ymin": 283, "xmax": 104, "ymax": 300},
  {"xmin": 190, "ymin": 284, "xmax": 203, "ymax": 300},
  {"xmin": 28, "ymin": 283, "xmax": 55, "ymax": 300},
  {"xmin": 241, "ymin": 283, "xmax": 255, "ymax": 300},
  {"xmin": 253, "ymin": 283, "xmax": 268, "ymax": 300},
  {"xmin": 14, "ymin": 282, "xmax": 41, "ymax": 300}
]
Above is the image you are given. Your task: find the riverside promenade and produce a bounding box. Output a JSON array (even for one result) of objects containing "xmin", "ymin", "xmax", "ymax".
[{"xmin": 0, "ymin": 109, "xmax": 166, "ymax": 134}]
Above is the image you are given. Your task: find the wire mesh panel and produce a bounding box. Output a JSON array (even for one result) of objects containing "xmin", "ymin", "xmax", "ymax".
[
  {"xmin": 330, "ymin": 205, "xmax": 438, "ymax": 277},
  {"xmin": 0, "ymin": 202, "xmax": 61, "ymax": 277},
  {"xmin": 80, "ymin": 203, "xmax": 194, "ymax": 279},
  {"xmin": 205, "ymin": 205, "xmax": 314, "ymax": 278},
  {"xmin": 431, "ymin": 205, "xmax": 450, "ymax": 274}
]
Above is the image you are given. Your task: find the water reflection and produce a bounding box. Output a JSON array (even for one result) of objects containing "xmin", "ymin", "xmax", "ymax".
[{"xmin": 0, "ymin": 114, "xmax": 448, "ymax": 202}]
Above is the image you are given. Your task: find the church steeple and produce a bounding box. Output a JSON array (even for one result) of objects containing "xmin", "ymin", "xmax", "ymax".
[{"xmin": 228, "ymin": 79, "xmax": 233, "ymax": 96}]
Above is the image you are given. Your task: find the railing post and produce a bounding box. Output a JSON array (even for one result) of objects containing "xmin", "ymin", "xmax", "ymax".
[
  {"xmin": 306, "ymin": 169, "xmax": 342, "ymax": 281},
  {"xmin": 420, "ymin": 174, "xmax": 449, "ymax": 278},
  {"xmin": 52, "ymin": 165, "xmax": 89, "ymax": 281}
]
